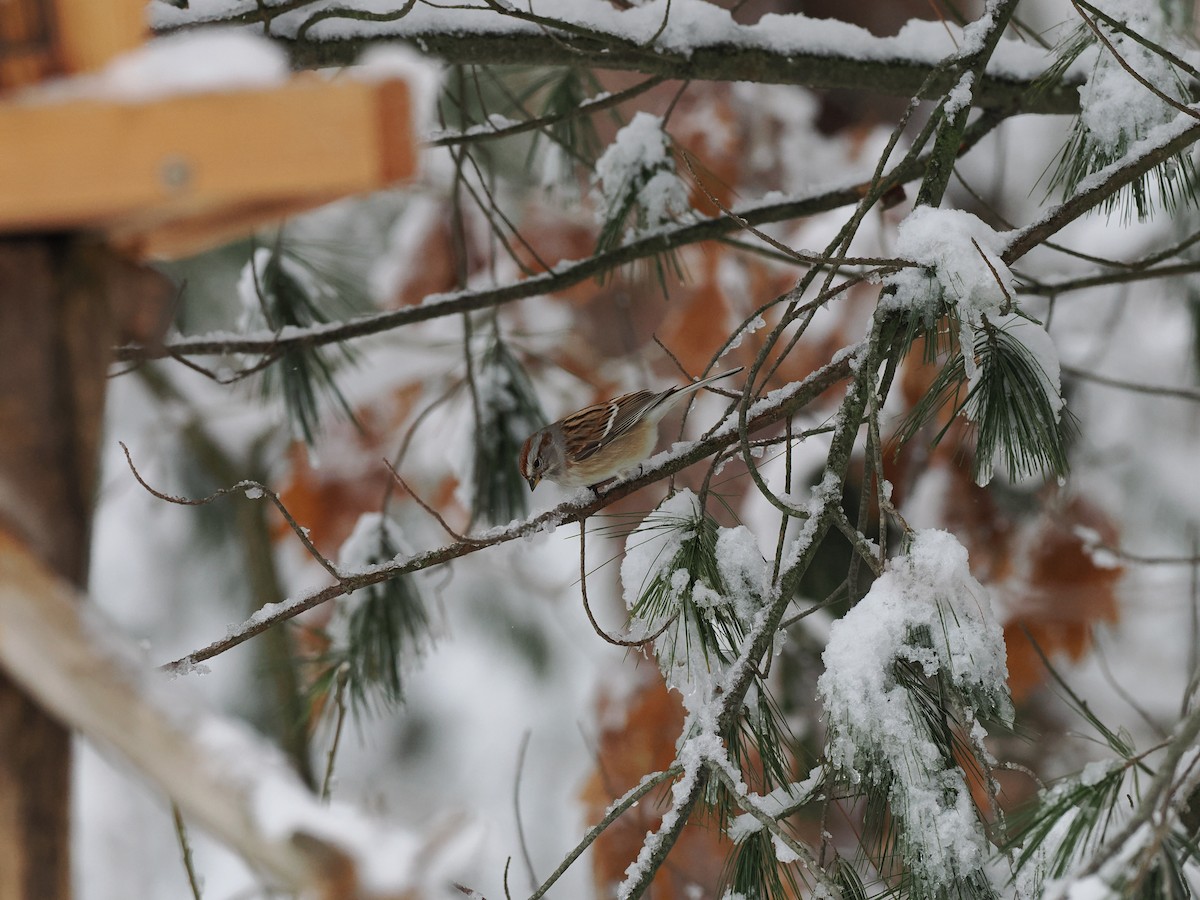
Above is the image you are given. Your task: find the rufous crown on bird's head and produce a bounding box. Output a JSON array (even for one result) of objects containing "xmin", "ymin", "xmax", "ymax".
[{"xmin": 518, "ymin": 429, "xmax": 552, "ymax": 489}]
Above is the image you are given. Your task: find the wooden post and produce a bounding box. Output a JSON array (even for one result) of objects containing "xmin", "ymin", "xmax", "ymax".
[
  {"xmin": 0, "ymin": 237, "xmax": 103, "ymax": 899},
  {"xmin": 0, "ymin": 237, "xmax": 166, "ymax": 900}
]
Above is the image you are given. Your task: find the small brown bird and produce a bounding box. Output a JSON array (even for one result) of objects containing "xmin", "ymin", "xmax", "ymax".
[{"xmin": 518, "ymin": 367, "xmax": 743, "ymax": 489}]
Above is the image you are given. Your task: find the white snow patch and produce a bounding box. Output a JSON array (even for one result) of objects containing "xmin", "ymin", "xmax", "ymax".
[
  {"xmin": 101, "ymin": 30, "xmax": 289, "ymax": 102},
  {"xmin": 818, "ymin": 529, "xmax": 1011, "ymax": 890},
  {"xmin": 594, "ymin": 112, "xmax": 690, "ymax": 237}
]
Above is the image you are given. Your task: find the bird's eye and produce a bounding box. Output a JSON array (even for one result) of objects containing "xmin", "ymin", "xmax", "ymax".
[{"xmin": 533, "ymin": 457, "xmax": 543, "ymax": 470}]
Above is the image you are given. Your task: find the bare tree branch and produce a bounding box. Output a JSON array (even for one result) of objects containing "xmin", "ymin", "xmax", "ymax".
[{"xmin": 115, "ymin": 110, "xmax": 1004, "ymax": 365}]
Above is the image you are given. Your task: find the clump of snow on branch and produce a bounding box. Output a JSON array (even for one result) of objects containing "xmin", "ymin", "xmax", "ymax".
[
  {"xmin": 715, "ymin": 525, "xmax": 771, "ymax": 624},
  {"xmin": 620, "ymin": 490, "xmax": 768, "ymax": 712},
  {"xmin": 890, "ymin": 205, "xmax": 1065, "ymax": 434},
  {"xmin": 1078, "ymin": 1, "xmax": 1185, "ymax": 155},
  {"xmin": 727, "ymin": 769, "xmax": 824, "ymax": 843},
  {"xmin": 594, "ymin": 112, "xmax": 690, "ymax": 236},
  {"xmin": 817, "ymin": 529, "xmax": 1012, "ymax": 892},
  {"xmin": 892, "ymin": 206, "xmax": 1012, "ymax": 329}
]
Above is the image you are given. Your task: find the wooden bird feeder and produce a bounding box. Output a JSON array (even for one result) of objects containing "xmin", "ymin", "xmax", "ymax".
[
  {"xmin": 0, "ymin": 3, "xmax": 420, "ymax": 897},
  {"xmin": 0, "ymin": 0, "xmax": 418, "ymax": 258}
]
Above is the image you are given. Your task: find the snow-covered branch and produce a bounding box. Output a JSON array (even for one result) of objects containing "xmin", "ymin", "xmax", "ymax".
[
  {"xmin": 1003, "ymin": 111, "xmax": 1200, "ymax": 263},
  {"xmin": 114, "ymin": 108, "xmax": 1004, "ymax": 364},
  {"xmin": 163, "ymin": 354, "xmax": 853, "ymax": 672},
  {"xmin": 155, "ymin": 0, "xmax": 1083, "ymax": 115}
]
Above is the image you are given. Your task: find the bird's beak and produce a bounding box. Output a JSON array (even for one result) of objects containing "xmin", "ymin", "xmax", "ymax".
[{"xmin": 526, "ymin": 474, "xmax": 541, "ymax": 491}]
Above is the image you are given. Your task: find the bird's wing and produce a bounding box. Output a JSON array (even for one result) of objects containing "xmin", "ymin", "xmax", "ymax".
[{"xmin": 561, "ymin": 390, "xmax": 660, "ymax": 461}]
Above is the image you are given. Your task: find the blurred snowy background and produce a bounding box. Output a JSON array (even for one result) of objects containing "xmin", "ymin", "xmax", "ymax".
[{"xmin": 64, "ymin": 0, "xmax": 1200, "ymax": 897}]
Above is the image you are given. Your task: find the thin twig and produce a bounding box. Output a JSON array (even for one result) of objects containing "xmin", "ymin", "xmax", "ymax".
[
  {"xmin": 295, "ymin": 0, "xmax": 417, "ymax": 42},
  {"xmin": 164, "ymin": 347, "xmax": 283, "ymax": 385},
  {"xmin": 679, "ymin": 147, "xmax": 912, "ymax": 271},
  {"xmin": 381, "ymin": 380, "xmax": 461, "ymax": 511},
  {"xmin": 320, "ymin": 664, "xmax": 350, "ymax": 803},
  {"xmin": 781, "ymin": 580, "xmax": 849, "ymax": 630},
  {"xmin": 119, "ymin": 441, "xmax": 344, "ymax": 584},
  {"xmin": 1070, "ymin": 0, "xmax": 1200, "ymax": 123},
  {"xmin": 527, "ymin": 767, "xmax": 682, "ymax": 900},
  {"xmin": 1017, "ymin": 258, "xmax": 1200, "ymax": 296},
  {"xmin": 830, "ymin": 504, "xmax": 883, "ymax": 578},
  {"xmin": 427, "ymin": 75, "xmax": 666, "ymax": 148},
  {"xmin": 172, "ymin": 803, "xmax": 204, "ymax": 900},
  {"xmin": 1098, "ymin": 546, "xmax": 1200, "ymax": 566},
  {"xmin": 513, "ymin": 731, "xmax": 537, "ymax": 891},
  {"xmin": 384, "ymin": 460, "xmax": 475, "ymax": 543},
  {"xmin": 579, "ymin": 519, "xmax": 675, "ymax": 648},
  {"xmin": 1063, "ymin": 364, "xmax": 1200, "ymax": 403}
]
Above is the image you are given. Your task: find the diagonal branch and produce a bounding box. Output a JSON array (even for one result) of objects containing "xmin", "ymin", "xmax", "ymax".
[
  {"xmin": 115, "ymin": 109, "xmax": 1006, "ymax": 365},
  {"xmin": 0, "ymin": 530, "xmax": 416, "ymax": 898},
  {"xmin": 1002, "ymin": 114, "xmax": 1200, "ymax": 263},
  {"xmin": 161, "ymin": 354, "xmax": 852, "ymax": 673}
]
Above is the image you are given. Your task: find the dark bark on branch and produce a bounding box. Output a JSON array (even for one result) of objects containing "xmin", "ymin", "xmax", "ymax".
[{"xmin": 292, "ymin": 33, "xmax": 1079, "ymax": 113}]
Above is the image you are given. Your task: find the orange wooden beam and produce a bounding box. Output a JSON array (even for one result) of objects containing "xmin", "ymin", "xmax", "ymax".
[
  {"xmin": 0, "ymin": 75, "xmax": 416, "ymax": 259},
  {"xmin": 1, "ymin": 0, "xmax": 145, "ymax": 88},
  {"xmin": 52, "ymin": 0, "xmax": 147, "ymax": 73}
]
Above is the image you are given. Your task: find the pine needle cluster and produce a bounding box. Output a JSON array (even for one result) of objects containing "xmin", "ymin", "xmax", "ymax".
[
  {"xmin": 620, "ymin": 492, "xmax": 808, "ymax": 895},
  {"xmin": 1044, "ymin": 3, "xmax": 1198, "ymax": 220},
  {"xmin": 897, "ymin": 314, "xmax": 1073, "ymax": 485},
  {"xmin": 239, "ymin": 239, "xmax": 358, "ymax": 445},
  {"xmin": 314, "ymin": 513, "xmax": 430, "ymax": 719},
  {"xmin": 818, "ymin": 531, "xmax": 1013, "ymax": 899},
  {"xmin": 468, "ymin": 336, "xmax": 546, "ymax": 526}
]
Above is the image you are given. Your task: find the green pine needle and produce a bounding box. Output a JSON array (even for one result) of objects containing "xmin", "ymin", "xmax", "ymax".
[
  {"xmin": 968, "ymin": 323, "xmax": 1074, "ymax": 483},
  {"xmin": 312, "ymin": 521, "xmax": 429, "ymax": 720},
  {"xmin": 628, "ymin": 510, "xmax": 744, "ymax": 673},
  {"xmin": 527, "ymin": 67, "xmax": 603, "ymax": 175},
  {"xmin": 593, "ymin": 127, "xmax": 688, "ymax": 289},
  {"xmin": 248, "ymin": 240, "xmax": 360, "ymax": 446},
  {"xmin": 1042, "ymin": 15, "xmax": 1198, "ymax": 222},
  {"xmin": 895, "ymin": 320, "xmax": 1074, "ymax": 484},
  {"xmin": 1007, "ymin": 764, "xmax": 1127, "ymax": 882},
  {"xmin": 723, "ymin": 830, "xmax": 806, "ymax": 900}
]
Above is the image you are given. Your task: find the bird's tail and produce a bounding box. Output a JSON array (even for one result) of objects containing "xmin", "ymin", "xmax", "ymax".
[{"xmin": 674, "ymin": 365, "xmax": 744, "ymax": 397}]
